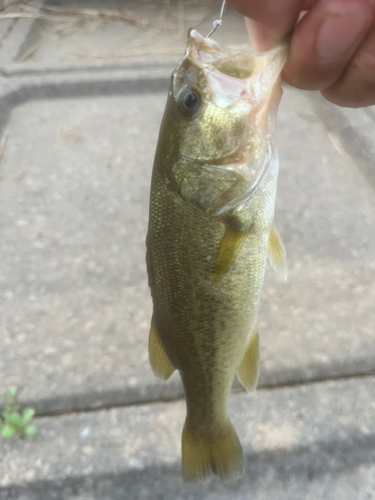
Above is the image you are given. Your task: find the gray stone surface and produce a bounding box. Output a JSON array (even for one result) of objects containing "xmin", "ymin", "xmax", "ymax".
[
  {"xmin": 1, "ymin": 377, "xmax": 375, "ymax": 499},
  {"xmin": 0, "ymin": 3, "xmax": 375, "ymax": 499},
  {"xmin": 0, "ymin": 74, "xmax": 374, "ymax": 415}
]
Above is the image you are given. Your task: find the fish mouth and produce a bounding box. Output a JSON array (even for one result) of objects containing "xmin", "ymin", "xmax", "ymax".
[
  {"xmin": 186, "ymin": 29, "xmax": 255, "ymax": 80},
  {"xmin": 173, "ymin": 29, "xmax": 286, "ymax": 102},
  {"xmin": 186, "ymin": 29, "xmax": 287, "ymax": 82}
]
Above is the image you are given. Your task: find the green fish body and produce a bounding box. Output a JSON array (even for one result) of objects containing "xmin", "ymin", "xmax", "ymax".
[{"xmin": 146, "ymin": 30, "xmax": 287, "ymax": 482}]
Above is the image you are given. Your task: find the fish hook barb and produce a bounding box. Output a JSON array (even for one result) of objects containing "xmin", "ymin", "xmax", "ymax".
[{"xmin": 206, "ymin": 0, "xmax": 226, "ymax": 38}]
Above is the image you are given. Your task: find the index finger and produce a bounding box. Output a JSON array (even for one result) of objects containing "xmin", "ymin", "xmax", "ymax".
[{"xmin": 228, "ymin": 0, "xmax": 305, "ymax": 50}]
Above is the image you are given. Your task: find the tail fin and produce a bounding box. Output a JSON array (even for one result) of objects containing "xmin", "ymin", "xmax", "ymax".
[{"xmin": 182, "ymin": 419, "xmax": 244, "ymax": 483}]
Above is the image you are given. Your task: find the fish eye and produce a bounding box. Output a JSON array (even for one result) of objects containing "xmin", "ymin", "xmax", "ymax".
[{"xmin": 177, "ymin": 87, "xmax": 202, "ymax": 117}]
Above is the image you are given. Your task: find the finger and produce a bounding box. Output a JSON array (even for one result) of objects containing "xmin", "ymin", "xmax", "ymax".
[
  {"xmin": 322, "ymin": 21, "xmax": 375, "ymax": 107},
  {"xmin": 282, "ymin": 0, "xmax": 374, "ymax": 91},
  {"xmin": 302, "ymin": 0, "xmax": 320, "ymax": 9},
  {"xmin": 228, "ymin": 0, "xmax": 305, "ymax": 50}
]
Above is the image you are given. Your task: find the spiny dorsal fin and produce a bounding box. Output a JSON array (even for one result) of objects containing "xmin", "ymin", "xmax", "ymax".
[
  {"xmin": 148, "ymin": 316, "xmax": 176, "ymax": 380},
  {"xmin": 237, "ymin": 328, "xmax": 259, "ymax": 392},
  {"xmin": 212, "ymin": 225, "xmax": 251, "ymax": 285},
  {"xmin": 268, "ymin": 221, "xmax": 287, "ymax": 281}
]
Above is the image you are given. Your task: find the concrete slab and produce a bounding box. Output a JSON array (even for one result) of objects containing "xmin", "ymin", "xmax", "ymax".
[
  {"xmin": 0, "ymin": 73, "xmax": 374, "ymax": 415},
  {"xmin": 0, "ymin": 4, "xmax": 374, "ymax": 499},
  {"xmin": 0, "ymin": 377, "xmax": 374, "ymax": 499}
]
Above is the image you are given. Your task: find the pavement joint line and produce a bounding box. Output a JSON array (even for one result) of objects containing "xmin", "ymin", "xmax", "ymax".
[
  {"xmin": 29, "ymin": 371, "xmax": 375, "ymax": 420},
  {"xmin": 1, "ymin": 377, "xmax": 375, "ymax": 497},
  {"xmin": 0, "ymin": 59, "xmax": 176, "ymax": 78},
  {"xmin": 0, "ymin": 65, "xmax": 373, "ymax": 197},
  {"xmin": 0, "ymin": 62, "xmax": 374, "ymax": 197}
]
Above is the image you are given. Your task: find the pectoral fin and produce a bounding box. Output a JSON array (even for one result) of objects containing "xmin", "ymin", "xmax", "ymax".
[
  {"xmin": 268, "ymin": 222, "xmax": 287, "ymax": 281},
  {"xmin": 237, "ymin": 329, "xmax": 259, "ymax": 392},
  {"xmin": 148, "ymin": 316, "xmax": 175, "ymax": 380},
  {"xmin": 212, "ymin": 225, "xmax": 251, "ymax": 285}
]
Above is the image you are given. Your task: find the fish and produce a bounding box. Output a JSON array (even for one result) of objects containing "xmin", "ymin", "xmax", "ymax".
[{"xmin": 146, "ymin": 29, "xmax": 288, "ymax": 482}]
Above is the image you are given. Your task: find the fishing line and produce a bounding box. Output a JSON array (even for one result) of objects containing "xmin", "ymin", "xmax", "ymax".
[{"xmin": 206, "ymin": 0, "xmax": 226, "ymax": 38}]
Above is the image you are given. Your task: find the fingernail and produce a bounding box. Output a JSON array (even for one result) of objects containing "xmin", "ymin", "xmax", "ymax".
[
  {"xmin": 316, "ymin": 13, "xmax": 368, "ymax": 61},
  {"xmin": 245, "ymin": 18, "xmax": 279, "ymax": 52}
]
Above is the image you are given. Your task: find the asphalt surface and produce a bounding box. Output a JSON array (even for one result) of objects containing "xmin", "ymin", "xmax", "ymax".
[{"xmin": 0, "ymin": 1, "xmax": 374, "ymax": 498}]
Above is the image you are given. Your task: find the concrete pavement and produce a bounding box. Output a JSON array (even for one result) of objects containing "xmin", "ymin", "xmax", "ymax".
[
  {"xmin": 0, "ymin": 1, "xmax": 374, "ymax": 498},
  {"xmin": 1, "ymin": 377, "xmax": 375, "ymax": 500}
]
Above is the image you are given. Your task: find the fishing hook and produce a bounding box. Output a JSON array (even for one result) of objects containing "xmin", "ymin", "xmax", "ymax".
[{"xmin": 206, "ymin": 0, "xmax": 226, "ymax": 38}]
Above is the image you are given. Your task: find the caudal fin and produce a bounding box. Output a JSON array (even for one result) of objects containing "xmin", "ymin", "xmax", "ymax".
[{"xmin": 182, "ymin": 419, "xmax": 244, "ymax": 482}]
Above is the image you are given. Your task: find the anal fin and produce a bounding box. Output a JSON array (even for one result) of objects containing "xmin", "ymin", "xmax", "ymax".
[
  {"xmin": 237, "ymin": 329, "xmax": 260, "ymax": 392},
  {"xmin": 148, "ymin": 316, "xmax": 176, "ymax": 380},
  {"xmin": 212, "ymin": 225, "xmax": 251, "ymax": 285},
  {"xmin": 268, "ymin": 221, "xmax": 287, "ymax": 281}
]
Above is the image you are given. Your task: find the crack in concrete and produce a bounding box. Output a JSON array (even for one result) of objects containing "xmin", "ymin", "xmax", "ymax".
[{"xmin": 30, "ymin": 371, "xmax": 375, "ymax": 420}]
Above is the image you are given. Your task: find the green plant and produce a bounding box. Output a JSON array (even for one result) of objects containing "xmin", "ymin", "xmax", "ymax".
[{"xmin": 0, "ymin": 386, "xmax": 37, "ymax": 439}]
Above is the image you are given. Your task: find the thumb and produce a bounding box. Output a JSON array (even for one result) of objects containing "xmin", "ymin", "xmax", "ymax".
[{"xmin": 228, "ymin": 0, "xmax": 305, "ymax": 50}]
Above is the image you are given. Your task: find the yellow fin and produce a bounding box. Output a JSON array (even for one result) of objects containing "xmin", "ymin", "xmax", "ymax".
[
  {"xmin": 237, "ymin": 329, "xmax": 260, "ymax": 392},
  {"xmin": 148, "ymin": 316, "xmax": 175, "ymax": 380},
  {"xmin": 268, "ymin": 221, "xmax": 287, "ymax": 281},
  {"xmin": 182, "ymin": 419, "xmax": 244, "ymax": 482},
  {"xmin": 212, "ymin": 225, "xmax": 250, "ymax": 284}
]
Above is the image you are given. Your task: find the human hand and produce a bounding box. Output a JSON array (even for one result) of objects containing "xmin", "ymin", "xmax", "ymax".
[{"xmin": 228, "ymin": 0, "xmax": 375, "ymax": 107}]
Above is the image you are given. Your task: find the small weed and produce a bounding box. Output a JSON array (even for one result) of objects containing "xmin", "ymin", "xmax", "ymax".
[{"xmin": 0, "ymin": 386, "xmax": 37, "ymax": 439}]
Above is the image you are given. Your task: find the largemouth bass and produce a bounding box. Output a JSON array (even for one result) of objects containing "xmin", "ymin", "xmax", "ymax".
[{"xmin": 146, "ymin": 29, "xmax": 288, "ymax": 482}]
